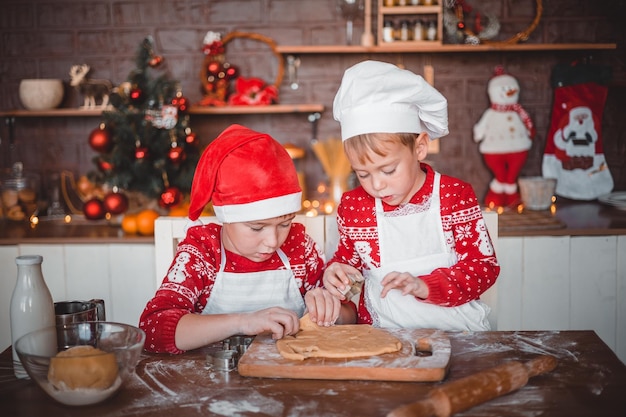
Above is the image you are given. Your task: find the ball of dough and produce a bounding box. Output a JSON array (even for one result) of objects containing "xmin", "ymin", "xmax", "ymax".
[{"xmin": 48, "ymin": 345, "xmax": 119, "ymax": 390}]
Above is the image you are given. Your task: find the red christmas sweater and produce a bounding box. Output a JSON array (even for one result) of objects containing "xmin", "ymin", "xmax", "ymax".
[
  {"xmin": 329, "ymin": 163, "xmax": 500, "ymax": 325},
  {"xmin": 139, "ymin": 222, "xmax": 325, "ymax": 354}
]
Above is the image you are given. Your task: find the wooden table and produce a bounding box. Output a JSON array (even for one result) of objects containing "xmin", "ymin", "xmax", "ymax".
[{"xmin": 1, "ymin": 331, "xmax": 625, "ymax": 416}]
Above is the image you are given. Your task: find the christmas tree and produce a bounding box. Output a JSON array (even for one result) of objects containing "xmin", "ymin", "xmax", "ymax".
[{"xmin": 87, "ymin": 36, "xmax": 199, "ymax": 208}]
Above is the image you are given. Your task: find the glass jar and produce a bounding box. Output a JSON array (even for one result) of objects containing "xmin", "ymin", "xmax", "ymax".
[
  {"xmin": 383, "ymin": 20, "xmax": 395, "ymax": 43},
  {"xmin": 399, "ymin": 20, "xmax": 411, "ymax": 41},
  {"xmin": 427, "ymin": 20, "xmax": 437, "ymax": 41},
  {"xmin": 414, "ymin": 19, "xmax": 424, "ymax": 41},
  {"xmin": 1, "ymin": 162, "xmax": 39, "ymax": 221}
]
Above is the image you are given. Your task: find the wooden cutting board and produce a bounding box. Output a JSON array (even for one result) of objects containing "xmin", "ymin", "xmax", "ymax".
[{"xmin": 237, "ymin": 328, "xmax": 450, "ymax": 382}]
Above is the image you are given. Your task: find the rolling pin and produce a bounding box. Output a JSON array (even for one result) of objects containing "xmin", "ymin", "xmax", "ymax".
[{"xmin": 387, "ymin": 355, "xmax": 557, "ymax": 417}]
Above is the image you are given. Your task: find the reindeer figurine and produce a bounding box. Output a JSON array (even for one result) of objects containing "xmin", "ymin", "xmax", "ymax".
[{"xmin": 69, "ymin": 64, "xmax": 113, "ymax": 109}]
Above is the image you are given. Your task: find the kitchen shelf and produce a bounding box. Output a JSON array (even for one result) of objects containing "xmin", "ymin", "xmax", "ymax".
[
  {"xmin": 377, "ymin": 4, "xmax": 443, "ymax": 46},
  {"xmin": 0, "ymin": 104, "xmax": 325, "ymax": 118},
  {"xmin": 187, "ymin": 104, "xmax": 324, "ymax": 114},
  {"xmin": 276, "ymin": 43, "xmax": 617, "ymax": 54}
]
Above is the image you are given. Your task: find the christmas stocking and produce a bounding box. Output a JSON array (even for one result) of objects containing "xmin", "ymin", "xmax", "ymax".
[{"xmin": 542, "ymin": 63, "xmax": 613, "ymax": 200}]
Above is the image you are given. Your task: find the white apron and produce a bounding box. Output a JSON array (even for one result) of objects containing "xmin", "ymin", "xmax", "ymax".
[
  {"xmin": 202, "ymin": 243, "xmax": 306, "ymax": 317},
  {"xmin": 364, "ymin": 172, "xmax": 490, "ymax": 331}
]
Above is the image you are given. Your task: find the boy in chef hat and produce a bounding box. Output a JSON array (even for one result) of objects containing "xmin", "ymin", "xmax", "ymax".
[
  {"xmin": 140, "ymin": 124, "xmax": 339, "ymax": 354},
  {"xmin": 320, "ymin": 60, "xmax": 499, "ymax": 331}
]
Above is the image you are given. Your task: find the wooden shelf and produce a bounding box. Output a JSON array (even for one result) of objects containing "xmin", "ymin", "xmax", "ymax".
[
  {"xmin": 187, "ymin": 104, "xmax": 324, "ymax": 114},
  {"xmin": 0, "ymin": 108, "xmax": 102, "ymax": 117},
  {"xmin": 0, "ymin": 104, "xmax": 325, "ymax": 118},
  {"xmin": 276, "ymin": 43, "xmax": 618, "ymax": 54}
]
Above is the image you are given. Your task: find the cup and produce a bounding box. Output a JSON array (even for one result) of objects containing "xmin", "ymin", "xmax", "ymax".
[{"xmin": 54, "ymin": 299, "xmax": 106, "ymax": 325}]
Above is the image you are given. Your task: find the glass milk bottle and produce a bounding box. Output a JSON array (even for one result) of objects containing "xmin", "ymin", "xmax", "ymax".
[{"xmin": 10, "ymin": 255, "xmax": 56, "ymax": 379}]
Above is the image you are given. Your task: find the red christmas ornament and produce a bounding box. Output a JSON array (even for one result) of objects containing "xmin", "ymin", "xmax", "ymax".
[
  {"xmin": 171, "ymin": 95, "xmax": 189, "ymax": 113},
  {"xmin": 159, "ymin": 186, "xmax": 183, "ymax": 208},
  {"xmin": 83, "ymin": 198, "xmax": 106, "ymax": 220},
  {"xmin": 130, "ymin": 87, "xmax": 144, "ymax": 104},
  {"xmin": 97, "ymin": 159, "xmax": 114, "ymax": 172},
  {"xmin": 167, "ymin": 146, "xmax": 186, "ymax": 164},
  {"xmin": 185, "ymin": 132, "xmax": 198, "ymax": 146},
  {"xmin": 135, "ymin": 146, "xmax": 149, "ymax": 160},
  {"xmin": 224, "ymin": 63, "xmax": 239, "ymax": 80},
  {"xmin": 207, "ymin": 61, "xmax": 222, "ymax": 76},
  {"xmin": 103, "ymin": 191, "xmax": 129, "ymax": 215},
  {"xmin": 88, "ymin": 126, "xmax": 113, "ymax": 153},
  {"xmin": 149, "ymin": 55, "xmax": 163, "ymax": 67}
]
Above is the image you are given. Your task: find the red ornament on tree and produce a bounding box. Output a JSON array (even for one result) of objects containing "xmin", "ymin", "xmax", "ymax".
[
  {"xmin": 135, "ymin": 146, "xmax": 149, "ymax": 160},
  {"xmin": 159, "ymin": 186, "xmax": 183, "ymax": 208},
  {"xmin": 97, "ymin": 158, "xmax": 114, "ymax": 172},
  {"xmin": 129, "ymin": 87, "xmax": 144, "ymax": 104},
  {"xmin": 171, "ymin": 95, "xmax": 189, "ymax": 113},
  {"xmin": 83, "ymin": 198, "xmax": 106, "ymax": 220},
  {"xmin": 103, "ymin": 191, "xmax": 129, "ymax": 215},
  {"xmin": 167, "ymin": 146, "xmax": 186, "ymax": 164},
  {"xmin": 149, "ymin": 55, "xmax": 163, "ymax": 67},
  {"xmin": 185, "ymin": 132, "xmax": 198, "ymax": 146},
  {"xmin": 89, "ymin": 125, "xmax": 113, "ymax": 153}
]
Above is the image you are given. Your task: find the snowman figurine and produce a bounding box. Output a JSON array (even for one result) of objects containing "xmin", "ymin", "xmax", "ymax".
[{"xmin": 473, "ymin": 66, "xmax": 535, "ymax": 208}]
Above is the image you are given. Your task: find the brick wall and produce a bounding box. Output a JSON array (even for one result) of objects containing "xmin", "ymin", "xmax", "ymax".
[{"xmin": 1, "ymin": 0, "xmax": 624, "ymax": 203}]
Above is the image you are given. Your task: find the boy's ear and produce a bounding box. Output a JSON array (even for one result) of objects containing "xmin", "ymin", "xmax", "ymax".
[{"xmin": 415, "ymin": 133, "xmax": 430, "ymax": 159}]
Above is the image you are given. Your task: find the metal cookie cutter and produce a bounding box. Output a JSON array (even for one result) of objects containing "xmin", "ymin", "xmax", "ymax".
[
  {"xmin": 207, "ymin": 350, "xmax": 238, "ymax": 372},
  {"xmin": 342, "ymin": 272, "xmax": 364, "ymax": 300},
  {"xmin": 223, "ymin": 335, "xmax": 254, "ymax": 356}
]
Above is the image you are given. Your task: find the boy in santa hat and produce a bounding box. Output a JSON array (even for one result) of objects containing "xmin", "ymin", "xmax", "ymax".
[
  {"xmin": 320, "ymin": 60, "xmax": 499, "ymax": 331},
  {"xmin": 140, "ymin": 125, "xmax": 343, "ymax": 354}
]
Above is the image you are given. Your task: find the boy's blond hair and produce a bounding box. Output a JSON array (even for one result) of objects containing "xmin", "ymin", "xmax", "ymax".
[{"xmin": 344, "ymin": 132, "xmax": 417, "ymax": 164}]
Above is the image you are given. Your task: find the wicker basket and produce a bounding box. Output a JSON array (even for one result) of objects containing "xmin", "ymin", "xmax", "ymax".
[{"xmin": 199, "ymin": 31, "xmax": 284, "ymax": 104}]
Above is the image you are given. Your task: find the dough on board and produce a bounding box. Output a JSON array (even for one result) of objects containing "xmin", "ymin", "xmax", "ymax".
[
  {"xmin": 48, "ymin": 345, "xmax": 119, "ymax": 390},
  {"xmin": 277, "ymin": 314, "xmax": 402, "ymax": 361}
]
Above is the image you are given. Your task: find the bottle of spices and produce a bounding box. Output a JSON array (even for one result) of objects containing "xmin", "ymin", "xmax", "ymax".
[
  {"xmin": 399, "ymin": 20, "xmax": 411, "ymax": 41},
  {"xmin": 384, "ymin": 0, "xmax": 395, "ymax": 6},
  {"xmin": 427, "ymin": 20, "xmax": 437, "ymax": 41},
  {"xmin": 383, "ymin": 20, "xmax": 395, "ymax": 43},
  {"xmin": 413, "ymin": 19, "xmax": 424, "ymax": 41},
  {"xmin": 10, "ymin": 255, "xmax": 56, "ymax": 379}
]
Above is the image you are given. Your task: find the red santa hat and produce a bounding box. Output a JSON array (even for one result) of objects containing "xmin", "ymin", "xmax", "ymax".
[
  {"xmin": 188, "ymin": 124, "xmax": 302, "ymax": 223},
  {"xmin": 333, "ymin": 60, "xmax": 449, "ymax": 141}
]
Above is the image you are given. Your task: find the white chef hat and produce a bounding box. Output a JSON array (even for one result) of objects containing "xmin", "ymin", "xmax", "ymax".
[{"xmin": 333, "ymin": 60, "xmax": 449, "ymax": 141}]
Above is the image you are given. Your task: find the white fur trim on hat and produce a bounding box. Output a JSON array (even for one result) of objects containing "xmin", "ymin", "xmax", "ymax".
[
  {"xmin": 333, "ymin": 60, "xmax": 449, "ymax": 141},
  {"xmin": 214, "ymin": 191, "xmax": 302, "ymax": 223}
]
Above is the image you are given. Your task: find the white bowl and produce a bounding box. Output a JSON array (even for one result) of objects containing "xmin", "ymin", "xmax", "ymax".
[{"xmin": 19, "ymin": 79, "xmax": 64, "ymax": 110}]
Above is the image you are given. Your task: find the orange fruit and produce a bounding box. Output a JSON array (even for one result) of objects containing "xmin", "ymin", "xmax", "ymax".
[
  {"xmin": 121, "ymin": 213, "xmax": 138, "ymax": 234},
  {"xmin": 168, "ymin": 202, "xmax": 189, "ymax": 217},
  {"xmin": 136, "ymin": 209, "xmax": 160, "ymax": 236}
]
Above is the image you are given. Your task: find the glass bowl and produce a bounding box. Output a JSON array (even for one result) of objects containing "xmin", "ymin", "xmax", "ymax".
[{"xmin": 14, "ymin": 321, "xmax": 145, "ymax": 406}]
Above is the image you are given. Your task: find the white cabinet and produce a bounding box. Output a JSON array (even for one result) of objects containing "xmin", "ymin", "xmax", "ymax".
[
  {"xmin": 496, "ymin": 235, "xmax": 626, "ymax": 364},
  {"xmin": 0, "ymin": 243, "xmax": 155, "ymax": 351}
]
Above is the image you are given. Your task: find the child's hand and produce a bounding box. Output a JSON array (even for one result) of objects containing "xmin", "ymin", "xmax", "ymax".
[
  {"xmin": 323, "ymin": 262, "xmax": 362, "ymax": 300},
  {"xmin": 304, "ymin": 288, "xmax": 342, "ymax": 327},
  {"xmin": 380, "ymin": 271, "xmax": 428, "ymax": 299},
  {"xmin": 240, "ymin": 307, "xmax": 300, "ymax": 340}
]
